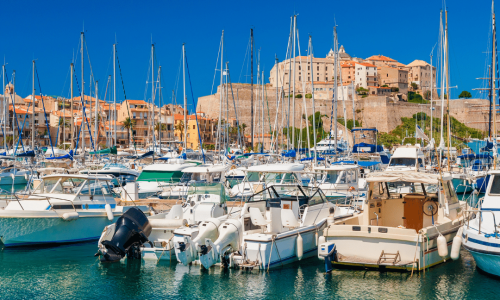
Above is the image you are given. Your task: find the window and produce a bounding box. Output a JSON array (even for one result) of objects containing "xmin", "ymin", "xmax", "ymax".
[
  {"xmin": 193, "ymin": 125, "xmax": 195, "ymax": 129},
  {"xmin": 308, "ymin": 66, "xmax": 310, "ymax": 70},
  {"xmin": 144, "ymin": 131, "xmax": 147, "ymax": 136},
  {"xmin": 299, "ymin": 66, "xmax": 301, "ymax": 70},
  {"xmin": 317, "ymin": 77, "xmax": 319, "ymax": 81},
  {"xmin": 317, "ymin": 66, "xmax": 319, "ymax": 71},
  {"xmin": 308, "ymin": 77, "xmax": 310, "ymax": 81},
  {"xmin": 299, "ymin": 76, "xmax": 301, "ymax": 81}
]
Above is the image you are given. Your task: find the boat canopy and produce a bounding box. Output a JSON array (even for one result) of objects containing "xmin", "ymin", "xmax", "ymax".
[
  {"xmin": 352, "ymin": 128, "xmax": 378, "ymax": 132},
  {"xmin": 366, "ymin": 171, "xmax": 451, "ymax": 184},
  {"xmin": 458, "ymin": 153, "xmax": 492, "ymax": 160},
  {"xmin": 46, "ymin": 150, "xmax": 74, "ymax": 160},
  {"xmin": 353, "ymin": 142, "xmax": 383, "ymax": 153},
  {"xmin": 182, "ymin": 165, "xmax": 228, "ymax": 174},
  {"xmin": 188, "ymin": 182, "xmax": 229, "ymax": 203}
]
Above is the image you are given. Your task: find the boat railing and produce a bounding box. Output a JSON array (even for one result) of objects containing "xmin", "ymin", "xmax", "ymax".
[{"xmin": 465, "ymin": 209, "xmax": 499, "ymax": 237}]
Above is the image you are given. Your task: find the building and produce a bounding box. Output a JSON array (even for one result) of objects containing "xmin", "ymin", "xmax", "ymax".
[
  {"xmin": 377, "ymin": 66, "xmax": 409, "ymax": 95},
  {"xmin": 407, "ymin": 60, "xmax": 436, "ymax": 94},
  {"xmin": 355, "ymin": 63, "xmax": 378, "ymax": 89},
  {"xmin": 365, "ymin": 55, "xmax": 399, "ymax": 67},
  {"xmin": 174, "ymin": 113, "xmax": 216, "ymax": 150},
  {"xmin": 269, "ymin": 46, "xmax": 357, "ymax": 90}
]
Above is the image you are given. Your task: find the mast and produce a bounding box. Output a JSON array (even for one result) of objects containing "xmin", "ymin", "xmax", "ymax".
[
  {"xmin": 445, "ymin": 10, "xmax": 451, "ymax": 171},
  {"xmin": 151, "ymin": 43, "xmax": 155, "ymax": 150},
  {"xmin": 430, "ymin": 53, "xmax": 433, "ymax": 145},
  {"xmin": 182, "ymin": 43, "xmax": 187, "ymax": 152},
  {"xmin": 439, "ymin": 10, "xmax": 445, "ymax": 160},
  {"xmin": 81, "ymin": 31, "xmax": 85, "ymax": 161},
  {"xmin": 113, "ymin": 43, "xmax": 117, "ymax": 147},
  {"xmin": 2, "ymin": 63, "xmax": 5, "ymax": 150},
  {"xmin": 216, "ymin": 31, "xmax": 224, "ymax": 155},
  {"xmin": 250, "ymin": 28, "xmax": 254, "ymax": 150},
  {"xmin": 159, "ymin": 66, "xmax": 162, "ymax": 153},
  {"xmin": 292, "ymin": 15, "xmax": 297, "ymax": 150},
  {"xmin": 70, "ymin": 63, "xmax": 74, "ymax": 149},
  {"xmin": 95, "ymin": 81, "xmax": 98, "ymax": 149},
  {"xmin": 12, "ymin": 71, "xmax": 15, "ymax": 154},
  {"xmin": 493, "ymin": 0, "xmax": 498, "ymax": 169},
  {"xmin": 32, "ymin": 60, "xmax": 35, "ymax": 150},
  {"xmin": 333, "ymin": 26, "xmax": 338, "ymax": 159},
  {"xmin": 310, "ymin": 36, "xmax": 317, "ymax": 165}
]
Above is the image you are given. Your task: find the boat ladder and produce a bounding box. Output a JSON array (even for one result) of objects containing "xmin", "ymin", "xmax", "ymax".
[{"xmin": 377, "ymin": 250, "xmax": 401, "ymax": 265}]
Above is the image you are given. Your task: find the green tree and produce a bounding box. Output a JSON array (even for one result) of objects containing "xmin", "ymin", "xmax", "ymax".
[
  {"xmin": 174, "ymin": 120, "xmax": 184, "ymax": 142},
  {"xmin": 305, "ymin": 93, "xmax": 312, "ymax": 99},
  {"xmin": 295, "ymin": 94, "xmax": 302, "ymax": 98},
  {"xmin": 122, "ymin": 117, "xmax": 136, "ymax": 146},
  {"xmin": 424, "ymin": 90, "xmax": 431, "ymax": 100},
  {"xmin": 459, "ymin": 91, "xmax": 472, "ymax": 99},
  {"xmin": 411, "ymin": 82, "xmax": 418, "ymax": 91}
]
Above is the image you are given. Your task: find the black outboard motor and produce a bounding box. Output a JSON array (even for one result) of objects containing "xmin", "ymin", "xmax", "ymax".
[{"xmin": 99, "ymin": 207, "xmax": 152, "ymax": 262}]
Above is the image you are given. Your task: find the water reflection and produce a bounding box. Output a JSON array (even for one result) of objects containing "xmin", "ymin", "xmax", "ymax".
[{"xmin": 0, "ymin": 240, "xmax": 500, "ymax": 299}]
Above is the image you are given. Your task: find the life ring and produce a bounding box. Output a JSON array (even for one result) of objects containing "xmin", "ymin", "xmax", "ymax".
[
  {"xmin": 349, "ymin": 186, "xmax": 355, "ymax": 191},
  {"xmin": 230, "ymin": 165, "xmax": 237, "ymax": 170}
]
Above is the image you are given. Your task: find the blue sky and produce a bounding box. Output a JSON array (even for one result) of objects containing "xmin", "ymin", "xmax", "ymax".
[{"xmin": 0, "ymin": 0, "xmax": 495, "ymax": 113}]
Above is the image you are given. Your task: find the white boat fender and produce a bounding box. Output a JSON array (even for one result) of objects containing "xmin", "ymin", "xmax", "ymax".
[
  {"xmin": 318, "ymin": 236, "xmax": 326, "ymax": 258},
  {"xmin": 62, "ymin": 212, "xmax": 79, "ymax": 221},
  {"xmin": 297, "ymin": 233, "xmax": 303, "ymax": 260},
  {"xmin": 105, "ymin": 204, "xmax": 114, "ymax": 221},
  {"xmin": 314, "ymin": 231, "xmax": 319, "ymax": 247},
  {"xmin": 451, "ymin": 227, "xmax": 463, "ymax": 261},
  {"xmin": 437, "ymin": 233, "xmax": 448, "ymax": 260}
]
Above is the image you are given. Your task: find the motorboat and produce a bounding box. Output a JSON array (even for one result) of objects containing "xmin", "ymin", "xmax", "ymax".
[
  {"xmin": 311, "ymin": 163, "xmax": 367, "ymax": 200},
  {"xmin": 318, "ymin": 171, "xmax": 466, "ymax": 272},
  {"xmin": 80, "ymin": 163, "xmax": 140, "ymax": 187},
  {"xmin": 0, "ymin": 174, "xmax": 150, "ymax": 247},
  {"xmin": 385, "ymin": 145, "xmax": 425, "ymax": 172}
]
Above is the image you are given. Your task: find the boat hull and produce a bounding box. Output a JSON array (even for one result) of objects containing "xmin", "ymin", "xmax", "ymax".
[
  {"xmin": 452, "ymin": 178, "xmax": 472, "ymax": 194},
  {"xmin": 0, "ymin": 213, "xmax": 119, "ymax": 247},
  {"xmin": 466, "ymin": 247, "xmax": 500, "ymax": 277}
]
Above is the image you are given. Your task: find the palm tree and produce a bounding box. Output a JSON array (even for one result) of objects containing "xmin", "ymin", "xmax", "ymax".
[
  {"xmin": 154, "ymin": 123, "xmax": 167, "ymax": 141},
  {"xmin": 175, "ymin": 120, "xmax": 184, "ymax": 142},
  {"xmin": 58, "ymin": 117, "xmax": 71, "ymax": 147},
  {"xmin": 122, "ymin": 117, "xmax": 136, "ymax": 147}
]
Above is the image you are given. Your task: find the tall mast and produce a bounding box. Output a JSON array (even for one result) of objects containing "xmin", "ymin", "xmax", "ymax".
[
  {"xmin": 151, "ymin": 43, "xmax": 155, "ymax": 149},
  {"xmin": 216, "ymin": 31, "xmax": 224, "ymax": 155},
  {"xmin": 439, "ymin": 11, "xmax": 445, "ymax": 155},
  {"xmin": 158, "ymin": 66, "xmax": 162, "ymax": 152},
  {"xmin": 310, "ymin": 36, "xmax": 317, "ymax": 165},
  {"xmin": 292, "ymin": 15, "xmax": 297, "ymax": 150},
  {"xmin": 113, "ymin": 43, "xmax": 117, "ymax": 147},
  {"xmin": 493, "ymin": 0, "xmax": 498, "ymax": 169},
  {"xmin": 12, "ymin": 71, "xmax": 15, "ymax": 154},
  {"xmin": 95, "ymin": 81, "xmax": 98, "ymax": 149},
  {"xmin": 430, "ymin": 53, "xmax": 433, "ymax": 145},
  {"xmin": 333, "ymin": 26, "xmax": 338, "ymax": 159},
  {"xmin": 250, "ymin": 29, "xmax": 254, "ymax": 150},
  {"xmin": 2, "ymin": 63, "xmax": 5, "ymax": 150},
  {"xmin": 31, "ymin": 60, "xmax": 35, "ymax": 150},
  {"xmin": 445, "ymin": 10, "xmax": 451, "ymax": 171},
  {"xmin": 81, "ymin": 31, "xmax": 85, "ymax": 161},
  {"xmin": 70, "ymin": 63, "xmax": 74, "ymax": 149},
  {"xmin": 182, "ymin": 44, "xmax": 187, "ymax": 152}
]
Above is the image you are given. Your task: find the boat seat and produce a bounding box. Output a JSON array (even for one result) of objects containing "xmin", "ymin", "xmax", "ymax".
[
  {"xmin": 281, "ymin": 209, "xmax": 299, "ymax": 228},
  {"xmin": 166, "ymin": 204, "xmax": 183, "ymax": 220},
  {"xmin": 249, "ymin": 207, "xmax": 269, "ymax": 227}
]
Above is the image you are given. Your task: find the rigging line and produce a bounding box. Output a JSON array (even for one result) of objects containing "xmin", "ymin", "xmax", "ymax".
[
  {"xmin": 72, "ymin": 64, "xmax": 96, "ymax": 152},
  {"xmin": 60, "ymin": 65, "xmax": 71, "ymax": 99},
  {"xmin": 185, "ymin": 52, "xmax": 206, "ymax": 163},
  {"xmin": 4, "ymin": 71, "xmax": 25, "ymax": 152},
  {"xmin": 35, "ymin": 66, "xmax": 55, "ymax": 154},
  {"xmin": 227, "ymin": 66, "xmax": 242, "ymax": 149},
  {"xmin": 115, "ymin": 45, "xmax": 137, "ymax": 153},
  {"xmin": 238, "ymin": 38, "xmax": 251, "ymax": 84},
  {"xmin": 211, "ymin": 34, "xmax": 222, "ymax": 95}
]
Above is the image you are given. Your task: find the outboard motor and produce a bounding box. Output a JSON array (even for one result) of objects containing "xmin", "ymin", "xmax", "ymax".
[
  {"xmin": 199, "ymin": 219, "xmax": 243, "ymax": 269},
  {"xmin": 98, "ymin": 207, "xmax": 152, "ymax": 262},
  {"xmin": 175, "ymin": 218, "xmax": 221, "ymax": 265}
]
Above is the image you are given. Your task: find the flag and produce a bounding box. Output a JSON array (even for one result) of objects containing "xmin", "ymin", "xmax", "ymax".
[{"xmin": 415, "ymin": 125, "xmax": 429, "ymax": 141}]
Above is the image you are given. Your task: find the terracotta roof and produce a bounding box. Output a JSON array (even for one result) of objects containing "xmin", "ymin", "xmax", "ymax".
[
  {"xmin": 125, "ymin": 100, "xmax": 148, "ymax": 105},
  {"xmin": 366, "ymin": 55, "xmax": 397, "ymax": 62}
]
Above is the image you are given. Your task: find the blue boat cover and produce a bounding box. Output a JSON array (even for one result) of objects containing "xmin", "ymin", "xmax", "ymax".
[
  {"xmin": 352, "ymin": 128, "xmax": 378, "ymax": 132},
  {"xmin": 458, "ymin": 153, "xmax": 492, "ymax": 160},
  {"xmin": 16, "ymin": 150, "xmax": 35, "ymax": 157},
  {"xmin": 282, "ymin": 150, "xmax": 297, "ymax": 158},
  {"xmin": 46, "ymin": 150, "xmax": 74, "ymax": 160},
  {"xmin": 353, "ymin": 143, "xmax": 383, "ymax": 153}
]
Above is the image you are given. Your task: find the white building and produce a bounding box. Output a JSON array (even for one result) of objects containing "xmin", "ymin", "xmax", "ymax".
[{"xmin": 355, "ymin": 63, "xmax": 378, "ymax": 89}]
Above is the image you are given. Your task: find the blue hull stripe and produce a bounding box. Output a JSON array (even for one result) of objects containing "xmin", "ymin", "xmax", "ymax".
[
  {"xmin": 2, "ymin": 236, "xmax": 100, "ymax": 247},
  {"xmin": 467, "ymin": 236, "xmax": 500, "ymax": 248}
]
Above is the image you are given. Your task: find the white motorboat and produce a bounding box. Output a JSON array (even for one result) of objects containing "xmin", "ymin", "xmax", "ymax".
[
  {"xmin": 80, "ymin": 163, "xmax": 140, "ymax": 186},
  {"xmin": 311, "ymin": 163, "xmax": 367, "ymax": 200},
  {"xmin": 0, "ymin": 167, "xmax": 29, "ymax": 186},
  {"xmin": 462, "ymin": 170, "xmax": 500, "ymax": 277},
  {"xmin": 0, "ymin": 174, "xmax": 150, "ymax": 247},
  {"xmin": 386, "ymin": 145, "xmax": 425, "ymax": 172},
  {"xmin": 318, "ymin": 171, "xmax": 466, "ymax": 272}
]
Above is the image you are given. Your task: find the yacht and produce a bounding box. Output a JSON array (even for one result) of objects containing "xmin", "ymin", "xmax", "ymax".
[
  {"xmin": 0, "ymin": 174, "xmax": 150, "ymax": 247},
  {"xmin": 318, "ymin": 171, "xmax": 466, "ymax": 272},
  {"xmin": 311, "ymin": 163, "xmax": 367, "ymax": 201},
  {"xmin": 462, "ymin": 170, "xmax": 500, "ymax": 277},
  {"xmin": 386, "ymin": 145, "xmax": 425, "ymax": 172},
  {"xmin": 80, "ymin": 163, "xmax": 140, "ymax": 187}
]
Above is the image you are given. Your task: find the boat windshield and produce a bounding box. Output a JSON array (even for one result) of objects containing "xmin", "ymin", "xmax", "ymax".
[
  {"xmin": 389, "ymin": 158, "xmax": 415, "ymax": 167},
  {"xmin": 264, "ymin": 173, "xmax": 283, "ymax": 183},
  {"xmin": 282, "ymin": 173, "xmax": 299, "ymax": 184},
  {"xmin": 370, "ymin": 181, "xmax": 438, "ymax": 199},
  {"xmin": 35, "ymin": 177, "xmax": 86, "ymax": 194},
  {"xmin": 137, "ymin": 170, "xmax": 183, "ymax": 182},
  {"xmin": 325, "ymin": 171, "xmax": 340, "ymax": 184},
  {"xmin": 104, "ymin": 163, "xmax": 127, "ymax": 169},
  {"xmin": 187, "ymin": 182, "xmax": 228, "ymax": 203},
  {"xmin": 246, "ymin": 172, "xmax": 260, "ymax": 182}
]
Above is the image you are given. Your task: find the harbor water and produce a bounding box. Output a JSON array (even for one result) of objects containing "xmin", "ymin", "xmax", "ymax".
[{"xmin": 0, "ymin": 242, "xmax": 499, "ymax": 299}]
